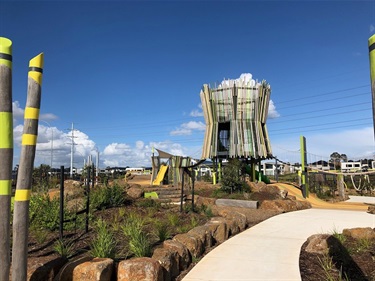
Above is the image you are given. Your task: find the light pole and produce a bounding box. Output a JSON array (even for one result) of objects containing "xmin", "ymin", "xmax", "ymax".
[{"xmin": 40, "ymin": 120, "xmax": 53, "ymax": 169}]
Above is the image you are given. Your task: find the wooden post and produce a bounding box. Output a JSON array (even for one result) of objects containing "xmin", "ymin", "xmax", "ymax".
[
  {"xmin": 0, "ymin": 37, "xmax": 13, "ymax": 281},
  {"xmin": 369, "ymin": 34, "xmax": 375, "ymax": 141},
  {"xmin": 337, "ymin": 174, "xmax": 345, "ymax": 200},
  {"xmin": 12, "ymin": 53, "xmax": 43, "ymax": 281},
  {"xmin": 300, "ymin": 136, "xmax": 309, "ymax": 198}
]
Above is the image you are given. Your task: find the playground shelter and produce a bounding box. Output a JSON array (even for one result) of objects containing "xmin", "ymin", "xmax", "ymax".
[
  {"xmin": 151, "ymin": 148, "xmax": 192, "ymax": 186},
  {"xmin": 200, "ymin": 74, "xmax": 273, "ymax": 181}
]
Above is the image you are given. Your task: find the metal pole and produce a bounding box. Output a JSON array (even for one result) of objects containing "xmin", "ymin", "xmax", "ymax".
[
  {"xmin": 70, "ymin": 123, "xmax": 74, "ymax": 178},
  {"xmin": 12, "ymin": 53, "xmax": 44, "ymax": 281},
  {"xmin": 0, "ymin": 36, "xmax": 12, "ymax": 281},
  {"xmin": 59, "ymin": 166, "xmax": 64, "ymax": 240},
  {"xmin": 300, "ymin": 136, "xmax": 309, "ymax": 198},
  {"xmin": 191, "ymin": 168, "xmax": 195, "ymax": 212},
  {"xmin": 180, "ymin": 168, "xmax": 184, "ymax": 213},
  {"xmin": 368, "ymin": 34, "xmax": 375, "ymax": 141},
  {"xmin": 85, "ymin": 166, "xmax": 90, "ymax": 233}
]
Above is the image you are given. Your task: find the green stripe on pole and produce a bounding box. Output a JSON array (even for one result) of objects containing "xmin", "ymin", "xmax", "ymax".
[
  {"xmin": 0, "ymin": 180, "xmax": 11, "ymax": 195},
  {"xmin": 0, "ymin": 37, "xmax": 12, "ymax": 69},
  {"xmin": 0, "ymin": 112, "xmax": 13, "ymax": 149},
  {"xmin": 369, "ymin": 35, "xmax": 375, "ymax": 82},
  {"xmin": 369, "ymin": 34, "xmax": 375, "ymax": 141}
]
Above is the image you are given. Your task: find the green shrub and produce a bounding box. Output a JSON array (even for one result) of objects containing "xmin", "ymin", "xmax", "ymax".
[
  {"xmin": 90, "ymin": 185, "xmax": 125, "ymax": 211},
  {"xmin": 54, "ymin": 238, "xmax": 75, "ymax": 258},
  {"xmin": 90, "ymin": 218, "xmax": 117, "ymax": 259},
  {"xmin": 122, "ymin": 213, "xmax": 151, "ymax": 257},
  {"xmin": 154, "ymin": 221, "xmax": 171, "ymax": 242},
  {"xmin": 220, "ymin": 159, "xmax": 246, "ymax": 193}
]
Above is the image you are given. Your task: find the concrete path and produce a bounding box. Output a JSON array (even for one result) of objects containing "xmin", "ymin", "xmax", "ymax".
[
  {"xmin": 347, "ymin": 195, "xmax": 375, "ymax": 204},
  {"xmin": 182, "ymin": 208, "xmax": 375, "ymax": 281}
]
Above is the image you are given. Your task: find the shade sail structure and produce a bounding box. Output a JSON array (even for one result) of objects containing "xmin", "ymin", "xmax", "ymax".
[{"xmin": 200, "ymin": 77, "xmax": 272, "ymax": 160}]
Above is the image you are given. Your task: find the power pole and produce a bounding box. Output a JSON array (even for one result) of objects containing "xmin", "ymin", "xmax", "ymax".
[
  {"xmin": 369, "ymin": 34, "xmax": 375, "ymax": 141},
  {"xmin": 0, "ymin": 36, "xmax": 13, "ymax": 281},
  {"xmin": 12, "ymin": 53, "xmax": 44, "ymax": 281},
  {"xmin": 68, "ymin": 123, "xmax": 76, "ymax": 178}
]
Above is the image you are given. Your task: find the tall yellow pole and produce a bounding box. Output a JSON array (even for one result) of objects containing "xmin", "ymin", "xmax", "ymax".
[
  {"xmin": 369, "ymin": 34, "xmax": 375, "ymax": 141},
  {"xmin": 0, "ymin": 37, "xmax": 13, "ymax": 281},
  {"xmin": 12, "ymin": 53, "xmax": 44, "ymax": 281}
]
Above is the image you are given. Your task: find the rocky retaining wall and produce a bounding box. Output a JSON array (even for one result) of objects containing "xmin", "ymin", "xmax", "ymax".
[{"xmin": 29, "ymin": 198, "xmax": 312, "ymax": 281}]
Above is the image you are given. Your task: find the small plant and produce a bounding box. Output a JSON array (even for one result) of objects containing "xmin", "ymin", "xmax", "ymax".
[
  {"xmin": 30, "ymin": 226, "xmax": 48, "ymax": 244},
  {"xmin": 331, "ymin": 228, "xmax": 346, "ymax": 244},
  {"xmin": 203, "ymin": 206, "xmax": 213, "ymax": 218},
  {"xmin": 354, "ymin": 237, "xmax": 372, "ymax": 253},
  {"xmin": 90, "ymin": 218, "xmax": 117, "ymax": 259},
  {"xmin": 190, "ymin": 216, "xmax": 199, "ymax": 228},
  {"xmin": 53, "ymin": 238, "xmax": 75, "ymax": 258},
  {"xmin": 167, "ymin": 213, "xmax": 180, "ymax": 227},
  {"xmin": 136, "ymin": 198, "xmax": 161, "ymax": 208},
  {"xmin": 90, "ymin": 185, "xmax": 125, "ymax": 211},
  {"xmin": 122, "ymin": 213, "xmax": 151, "ymax": 257},
  {"xmin": 154, "ymin": 221, "xmax": 171, "ymax": 242},
  {"xmin": 317, "ymin": 251, "xmax": 337, "ymax": 281}
]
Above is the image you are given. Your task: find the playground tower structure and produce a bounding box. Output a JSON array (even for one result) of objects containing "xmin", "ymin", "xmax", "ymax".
[{"xmin": 200, "ymin": 74, "xmax": 273, "ymax": 161}]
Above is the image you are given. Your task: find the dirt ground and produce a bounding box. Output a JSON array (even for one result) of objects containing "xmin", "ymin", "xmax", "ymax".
[{"xmin": 26, "ymin": 175, "xmax": 374, "ymax": 280}]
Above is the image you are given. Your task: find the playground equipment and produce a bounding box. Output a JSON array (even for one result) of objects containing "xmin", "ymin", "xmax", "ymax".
[
  {"xmin": 152, "ymin": 164, "xmax": 168, "ymax": 185},
  {"xmin": 200, "ymin": 73, "xmax": 273, "ymax": 182}
]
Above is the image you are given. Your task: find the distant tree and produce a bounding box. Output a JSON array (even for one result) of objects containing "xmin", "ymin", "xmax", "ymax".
[
  {"xmin": 330, "ymin": 152, "xmax": 342, "ymax": 170},
  {"xmin": 340, "ymin": 154, "xmax": 348, "ymax": 162}
]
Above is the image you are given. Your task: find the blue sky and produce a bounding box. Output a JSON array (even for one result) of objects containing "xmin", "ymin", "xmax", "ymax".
[{"xmin": 1, "ymin": 0, "xmax": 375, "ymax": 169}]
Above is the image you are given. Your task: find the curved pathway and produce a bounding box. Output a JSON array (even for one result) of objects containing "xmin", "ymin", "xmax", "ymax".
[{"xmin": 183, "ymin": 193, "xmax": 375, "ymax": 281}]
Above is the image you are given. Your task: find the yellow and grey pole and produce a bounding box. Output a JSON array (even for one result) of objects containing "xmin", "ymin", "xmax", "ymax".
[
  {"xmin": 0, "ymin": 37, "xmax": 13, "ymax": 281},
  {"xmin": 12, "ymin": 53, "xmax": 43, "ymax": 281},
  {"xmin": 368, "ymin": 34, "xmax": 375, "ymax": 141}
]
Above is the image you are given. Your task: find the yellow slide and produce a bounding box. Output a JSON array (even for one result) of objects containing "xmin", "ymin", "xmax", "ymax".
[{"xmin": 152, "ymin": 165, "xmax": 168, "ymax": 185}]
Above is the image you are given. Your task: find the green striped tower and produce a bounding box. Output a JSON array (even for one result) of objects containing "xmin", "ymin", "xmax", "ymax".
[
  {"xmin": 0, "ymin": 37, "xmax": 13, "ymax": 281},
  {"xmin": 12, "ymin": 53, "xmax": 43, "ymax": 281},
  {"xmin": 369, "ymin": 34, "xmax": 375, "ymax": 140}
]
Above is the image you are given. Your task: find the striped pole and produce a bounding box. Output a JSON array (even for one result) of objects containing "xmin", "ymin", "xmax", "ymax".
[
  {"xmin": 368, "ymin": 34, "xmax": 375, "ymax": 141},
  {"xmin": 12, "ymin": 53, "xmax": 43, "ymax": 281},
  {"xmin": 0, "ymin": 37, "xmax": 13, "ymax": 281}
]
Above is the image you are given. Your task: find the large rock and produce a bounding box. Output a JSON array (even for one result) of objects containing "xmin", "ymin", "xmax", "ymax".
[
  {"xmin": 188, "ymin": 225, "xmax": 213, "ymax": 248},
  {"xmin": 204, "ymin": 217, "xmax": 229, "ymax": 244},
  {"xmin": 343, "ymin": 227, "xmax": 375, "ymax": 240},
  {"xmin": 368, "ymin": 205, "xmax": 375, "ymax": 214},
  {"xmin": 126, "ymin": 187, "xmax": 144, "ymax": 199},
  {"xmin": 54, "ymin": 256, "xmax": 93, "ymax": 281},
  {"xmin": 173, "ymin": 233, "xmax": 204, "ymax": 258},
  {"xmin": 72, "ymin": 258, "xmax": 113, "ymax": 281},
  {"xmin": 117, "ymin": 258, "xmax": 164, "ymax": 281},
  {"xmin": 28, "ymin": 255, "xmax": 68, "ymax": 281},
  {"xmin": 305, "ymin": 234, "xmax": 330, "ymax": 254},
  {"xmin": 152, "ymin": 248, "xmax": 179, "ymax": 281},
  {"xmin": 162, "ymin": 240, "xmax": 191, "ymax": 271},
  {"xmin": 259, "ymin": 199, "xmax": 311, "ymax": 213},
  {"xmin": 217, "ymin": 208, "xmax": 247, "ymax": 232}
]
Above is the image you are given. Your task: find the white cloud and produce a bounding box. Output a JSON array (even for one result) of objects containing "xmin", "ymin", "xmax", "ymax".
[
  {"xmin": 12, "ymin": 101, "xmax": 58, "ymax": 125},
  {"xmin": 190, "ymin": 109, "xmax": 204, "ymax": 117},
  {"xmin": 370, "ymin": 24, "xmax": 375, "ymax": 33},
  {"xmin": 268, "ymin": 100, "xmax": 280, "ymax": 119},
  {"xmin": 100, "ymin": 140, "xmax": 187, "ymax": 167},
  {"xmin": 170, "ymin": 121, "xmax": 206, "ymax": 136},
  {"xmin": 170, "ymin": 128, "xmax": 192, "ymax": 136},
  {"xmin": 190, "ymin": 104, "xmax": 204, "ymax": 117}
]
